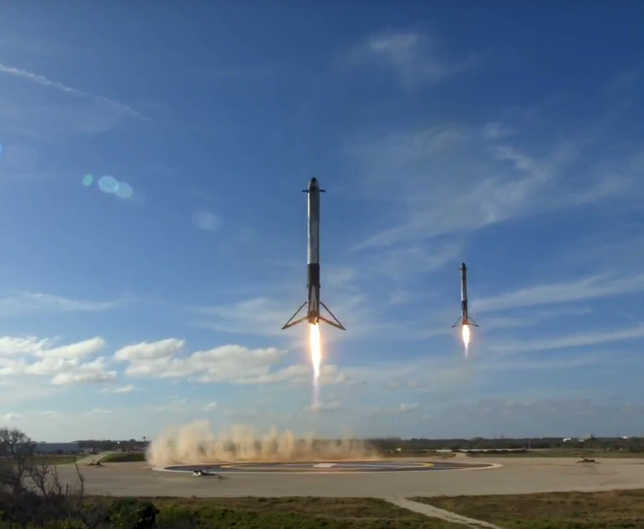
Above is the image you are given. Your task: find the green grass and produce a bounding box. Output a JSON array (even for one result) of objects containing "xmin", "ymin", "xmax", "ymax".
[
  {"xmin": 123, "ymin": 497, "xmax": 466, "ymax": 528},
  {"xmin": 32, "ymin": 455, "xmax": 79, "ymax": 465},
  {"xmin": 465, "ymin": 449, "xmax": 644, "ymax": 458},
  {"xmin": 413, "ymin": 489, "xmax": 644, "ymax": 529},
  {"xmin": 383, "ymin": 451, "xmax": 458, "ymax": 459},
  {"xmin": 100, "ymin": 452, "xmax": 146, "ymax": 463}
]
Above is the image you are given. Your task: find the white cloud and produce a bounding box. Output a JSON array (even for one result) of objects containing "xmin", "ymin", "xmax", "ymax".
[
  {"xmin": 114, "ymin": 339, "xmax": 185, "ymax": 362},
  {"xmin": 102, "ymin": 384, "xmax": 136, "ymax": 394},
  {"xmin": 490, "ymin": 325, "xmax": 644, "ymax": 356},
  {"xmin": 0, "ymin": 292, "xmax": 123, "ymax": 316},
  {"xmin": 40, "ymin": 410, "xmax": 59, "ymax": 418},
  {"xmin": 0, "ymin": 63, "xmax": 146, "ymax": 119},
  {"xmin": 0, "ymin": 336, "xmax": 114, "ymax": 385},
  {"xmin": 308, "ymin": 400, "xmax": 344, "ymax": 413},
  {"xmin": 349, "ymin": 30, "xmax": 482, "ymax": 89},
  {"xmin": 203, "ymin": 402, "xmax": 218, "ymax": 411},
  {"xmin": 193, "ymin": 297, "xmax": 291, "ymax": 337},
  {"xmin": 1, "ymin": 413, "xmax": 24, "ymax": 422},
  {"xmin": 115, "ymin": 338, "xmax": 290, "ymax": 384},
  {"xmin": 35, "ymin": 337, "xmax": 106, "ymax": 360},
  {"xmin": 88, "ymin": 408, "xmax": 111, "ymax": 415},
  {"xmin": 224, "ymin": 408, "xmax": 260, "ymax": 419},
  {"xmin": 348, "ymin": 129, "xmax": 583, "ymax": 251},
  {"xmin": 396, "ymin": 403, "xmax": 420, "ymax": 413},
  {"xmin": 346, "ymin": 85, "xmax": 641, "ymax": 254},
  {"xmin": 114, "ymin": 338, "xmax": 354, "ymax": 389},
  {"xmin": 370, "ymin": 241, "xmax": 463, "ymax": 282},
  {"xmin": 195, "ymin": 291, "xmax": 374, "ymax": 340},
  {"xmin": 50, "ymin": 357, "xmax": 116, "ymax": 385},
  {"xmin": 480, "ymin": 307, "xmax": 593, "ymax": 331},
  {"xmin": 482, "ymin": 122, "xmax": 514, "ymax": 140},
  {"xmin": 192, "ymin": 210, "xmax": 221, "ymax": 233},
  {"xmin": 238, "ymin": 363, "xmax": 349, "ymax": 386},
  {"xmin": 0, "ymin": 336, "xmax": 50, "ymax": 355},
  {"xmin": 473, "ymin": 273, "xmax": 644, "ymax": 313}
]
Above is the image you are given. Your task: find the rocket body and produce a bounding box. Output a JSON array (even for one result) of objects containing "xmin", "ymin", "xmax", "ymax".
[
  {"xmin": 306, "ymin": 178, "xmax": 321, "ymax": 323},
  {"xmin": 460, "ymin": 263, "xmax": 469, "ymax": 324},
  {"xmin": 452, "ymin": 262, "xmax": 479, "ymax": 328},
  {"xmin": 282, "ymin": 178, "xmax": 345, "ymax": 331}
]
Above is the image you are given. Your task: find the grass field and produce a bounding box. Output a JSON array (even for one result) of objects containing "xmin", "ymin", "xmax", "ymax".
[
  {"xmin": 465, "ymin": 449, "xmax": 644, "ymax": 458},
  {"xmin": 100, "ymin": 452, "xmax": 146, "ymax": 463},
  {"xmin": 32, "ymin": 455, "xmax": 78, "ymax": 465},
  {"xmin": 113, "ymin": 497, "xmax": 465, "ymax": 528},
  {"xmin": 414, "ymin": 489, "xmax": 644, "ymax": 529},
  {"xmin": 385, "ymin": 451, "xmax": 458, "ymax": 459}
]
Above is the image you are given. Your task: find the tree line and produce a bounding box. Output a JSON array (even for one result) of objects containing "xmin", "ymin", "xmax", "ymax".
[{"xmin": 366, "ymin": 436, "xmax": 644, "ymax": 452}]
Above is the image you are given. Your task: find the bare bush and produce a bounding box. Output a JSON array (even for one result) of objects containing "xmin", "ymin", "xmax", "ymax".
[{"xmin": 0, "ymin": 427, "xmax": 108, "ymax": 529}]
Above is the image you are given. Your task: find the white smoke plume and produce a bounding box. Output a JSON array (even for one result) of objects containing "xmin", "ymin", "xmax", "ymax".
[{"xmin": 146, "ymin": 420, "xmax": 377, "ymax": 467}]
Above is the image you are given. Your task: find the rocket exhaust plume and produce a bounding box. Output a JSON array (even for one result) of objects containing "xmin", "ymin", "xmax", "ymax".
[
  {"xmin": 452, "ymin": 262, "xmax": 479, "ymax": 357},
  {"xmin": 310, "ymin": 323, "xmax": 321, "ymax": 406},
  {"xmin": 462, "ymin": 324, "xmax": 471, "ymax": 357},
  {"xmin": 145, "ymin": 421, "xmax": 377, "ymax": 467}
]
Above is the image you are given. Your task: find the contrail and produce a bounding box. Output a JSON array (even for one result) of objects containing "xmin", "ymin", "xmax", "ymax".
[{"xmin": 0, "ymin": 62, "xmax": 148, "ymax": 120}]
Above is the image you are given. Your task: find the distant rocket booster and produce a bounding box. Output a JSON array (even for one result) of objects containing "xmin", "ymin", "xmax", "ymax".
[
  {"xmin": 282, "ymin": 178, "xmax": 346, "ymax": 331},
  {"xmin": 452, "ymin": 262, "xmax": 479, "ymax": 328}
]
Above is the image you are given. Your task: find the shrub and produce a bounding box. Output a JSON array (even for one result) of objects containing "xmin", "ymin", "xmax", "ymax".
[{"xmin": 107, "ymin": 499, "xmax": 160, "ymax": 529}]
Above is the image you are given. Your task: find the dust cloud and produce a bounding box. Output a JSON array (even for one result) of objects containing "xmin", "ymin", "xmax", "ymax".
[{"xmin": 146, "ymin": 420, "xmax": 377, "ymax": 467}]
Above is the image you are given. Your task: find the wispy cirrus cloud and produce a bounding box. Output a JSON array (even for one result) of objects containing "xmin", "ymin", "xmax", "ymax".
[
  {"xmin": 192, "ymin": 290, "xmax": 376, "ymax": 340},
  {"xmin": 0, "ymin": 63, "xmax": 147, "ymax": 120},
  {"xmin": 307, "ymin": 400, "xmax": 344, "ymax": 413},
  {"xmin": 0, "ymin": 291, "xmax": 125, "ymax": 316},
  {"xmin": 346, "ymin": 71, "xmax": 643, "ymax": 254},
  {"xmin": 203, "ymin": 401, "xmax": 218, "ymax": 411},
  {"xmin": 347, "ymin": 124, "xmax": 629, "ymax": 251},
  {"xmin": 490, "ymin": 324, "xmax": 644, "ymax": 356},
  {"xmin": 87, "ymin": 408, "xmax": 112, "ymax": 415},
  {"xmin": 395, "ymin": 403, "xmax": 420, "ymax": 413},
  {"xmin": 472, "ymin": 273, "xmax": 644, "ymax": 313},
  {"xmin": 347, "ymin": 29, "xmax": 483, "ymax": 90}
]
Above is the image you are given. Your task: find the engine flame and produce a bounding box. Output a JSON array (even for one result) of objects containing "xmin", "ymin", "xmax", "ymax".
[
  {"xmin": 462, "ymin": 324, "xmax": 470, "ymax": 357},
  {"xmin": 310, "ymin": 323, "xmax": 321, "ymax": 405}
]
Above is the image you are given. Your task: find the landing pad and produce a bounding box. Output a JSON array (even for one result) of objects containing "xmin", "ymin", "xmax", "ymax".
[{"xmin": 158, "ymin": 460, "xmax": 498, "ymax": 474}]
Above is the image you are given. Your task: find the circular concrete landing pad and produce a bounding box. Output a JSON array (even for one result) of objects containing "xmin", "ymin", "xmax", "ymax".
[{"xmin": 158, "ymin": 460, "xmax": 499, "ymax": 474}]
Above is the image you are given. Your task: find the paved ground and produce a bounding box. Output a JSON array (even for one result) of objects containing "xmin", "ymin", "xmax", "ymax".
[
  {"xmin": 74, "ymin": 451, "xmax": 116, "ymax": 466},
  {"xmin": 53, "ymin": 456, "xmax": 644, "ymax": 498},
  {"xmin": 162, "ymin": 460, "xmax": 495, "ymax": 474}
]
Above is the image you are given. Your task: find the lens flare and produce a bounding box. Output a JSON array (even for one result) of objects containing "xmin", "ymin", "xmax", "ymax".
[
  {"xmin": 462, "ymin": 324, "xmax": 470, "ymax": 357},
  {"xmin": 310, "ymin": 323, "xmax": 321, "ymax": 406}
]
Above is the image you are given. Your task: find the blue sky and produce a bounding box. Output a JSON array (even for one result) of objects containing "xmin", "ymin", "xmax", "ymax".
[{"xmin": 0, "ymin": 2, "xmax": 643, "ymax": 442}]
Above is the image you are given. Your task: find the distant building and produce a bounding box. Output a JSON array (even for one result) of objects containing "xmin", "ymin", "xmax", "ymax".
[{"xmin": 34, "ymin": 442, "xmax": 80, "ymax": 454}]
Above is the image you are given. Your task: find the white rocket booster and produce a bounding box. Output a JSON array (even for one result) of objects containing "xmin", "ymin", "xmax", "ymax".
[{"xmin": 282, "ymin": 178, "xmax": 346, "ymax": 330}]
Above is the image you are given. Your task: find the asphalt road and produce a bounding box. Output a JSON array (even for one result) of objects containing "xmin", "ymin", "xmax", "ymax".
[{"xmin": 54, "ymin": 456, "xmax": 644, "ymax": 498}]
